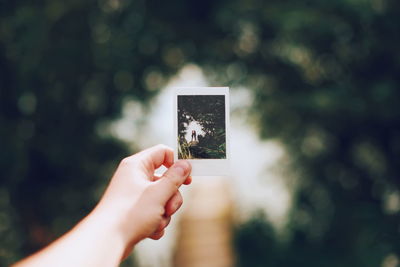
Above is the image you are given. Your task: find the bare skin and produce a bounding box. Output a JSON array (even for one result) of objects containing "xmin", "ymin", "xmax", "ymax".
[{"xmin": 14, "ymin": 144, "xmax": 192, "ymax": 267}]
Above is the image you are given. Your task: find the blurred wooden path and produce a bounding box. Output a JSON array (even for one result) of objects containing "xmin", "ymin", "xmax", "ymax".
[{"xmin": 174, "ymin": 178, "xmax": 234, "ymax": 267}]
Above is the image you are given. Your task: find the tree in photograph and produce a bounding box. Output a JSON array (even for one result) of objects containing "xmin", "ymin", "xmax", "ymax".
[{"xmin": 178, "ymin": 95, "xmax": 226, "ymax": 159}]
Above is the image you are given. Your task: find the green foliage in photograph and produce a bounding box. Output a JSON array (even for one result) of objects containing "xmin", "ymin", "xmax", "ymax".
[
  {"xmin": 177, "ymin": 137, "xmax": 192, "ymax": 159},
  {"xmin": 178, "ymin": 95, "xmax": 226, "ymax": 159}
]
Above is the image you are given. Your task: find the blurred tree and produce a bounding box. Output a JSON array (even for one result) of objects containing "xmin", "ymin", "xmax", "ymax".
[
  {"xmin": 0, "ymin": 0, "xmax": 180, "ymax": 264},
  {"xmin": 234, "ymin": 212, "xmax": 279, "ymax": 267},
  {"xmin": 1, "ymin": 0, "xmax": 400, "ymax": 266}
]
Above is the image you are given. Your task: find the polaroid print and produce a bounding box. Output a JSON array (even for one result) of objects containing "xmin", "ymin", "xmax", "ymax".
[{"xmin": 174, "ymin": 87, "xmax": 230, "ymax": 176}]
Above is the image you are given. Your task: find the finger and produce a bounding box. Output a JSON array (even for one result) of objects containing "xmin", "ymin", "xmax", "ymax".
[
  {"xmin": 149, "ymin": 229, "xmax": 165, "ymax": 240},
  {"xmin": 155, "ymin": 216, "xmax": 171, "ymax": 233},
  {"xmin": 165, "ymin": 191, "xmax": 183, "ymax": 217},
  {"xmin": 134, "ymin": 144, "xmax": 174, "ymax": 176},
  {"xmin": 162, "ymin": 160, "xmax": 191, "ymax": 187},
  {"xmin": 154, "ymin": 174, "xmax": 191, "ymax": 185},
  {"xmin": 140, "ymin": 144, "xmax": 174, "ymax": 168},
  {"xmin": 152, "ymin": 160, "xmax": 191, "ymax": 204},
  {"xmin": 183, "ymin": 176, "xmax": 192, "ymax": 185}
]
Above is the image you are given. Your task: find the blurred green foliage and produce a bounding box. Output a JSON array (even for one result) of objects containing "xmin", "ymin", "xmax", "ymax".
[{"xmin": 1, "ymin": 0, "xmax": 400, "ymax": 266}]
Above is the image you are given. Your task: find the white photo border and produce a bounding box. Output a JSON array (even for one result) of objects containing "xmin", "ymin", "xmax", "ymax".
[{"xmin": 173, "ymin": 87, "xmax": 230, "ymax": 176}]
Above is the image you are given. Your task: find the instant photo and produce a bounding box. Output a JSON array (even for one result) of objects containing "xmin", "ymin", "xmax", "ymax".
[{"xmin": 174, "ymin": 87, "xmax": 230, "ymax": 176}]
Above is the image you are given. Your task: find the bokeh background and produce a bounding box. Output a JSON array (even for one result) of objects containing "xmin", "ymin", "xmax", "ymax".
[{"xmin": 1, "ymin": 0, "xmax": 400, "ymax": 266}]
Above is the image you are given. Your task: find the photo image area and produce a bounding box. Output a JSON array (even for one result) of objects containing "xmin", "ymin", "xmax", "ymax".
[{"xmin": 177, "ymin": 95, "xmax": 226, "ymax": 159}]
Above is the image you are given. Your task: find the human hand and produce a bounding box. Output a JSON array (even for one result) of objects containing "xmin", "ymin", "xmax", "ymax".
[
  {"xmin": 13, "ymin": 144, "xmax": 191, "ymax": 267},
  {"xmin": 92, "ymin": 144, "xmax": 192, "ymax": 258}
]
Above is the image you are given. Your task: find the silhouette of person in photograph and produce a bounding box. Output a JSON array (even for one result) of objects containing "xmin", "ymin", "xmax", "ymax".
[{"xmin": 191, "ymin": 130, "xmax": 197, "ymax": 142}]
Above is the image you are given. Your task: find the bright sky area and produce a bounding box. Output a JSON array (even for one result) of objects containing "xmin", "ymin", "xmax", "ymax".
[{"xmin": 184, "ymin": 120, "xmax": 205, "ymax": 142}]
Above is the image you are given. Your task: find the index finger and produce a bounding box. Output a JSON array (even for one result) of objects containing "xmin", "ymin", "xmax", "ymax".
[{"xmin": 135, "ymin": 144, "xmax": 174, "ymax": 175}]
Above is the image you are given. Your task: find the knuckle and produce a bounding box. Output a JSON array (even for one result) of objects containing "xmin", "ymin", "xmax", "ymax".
[
  {"xmin": 155, "ymin": 143, "xmax": 167, "ymax": 149},
  {"xmin": 120, "ymin": 156, "xmax": 141, "ymax": 169},
  {"xmin": 120, "ymin": 157, "xmax": 134, "ymax": 166},
  {"xmin": 157, "ymin": 205, "xmax": 166, "ymax": 216},
  {"xmin": 155, "ymin": 144, "xmax": 173, "ymax": 153}
]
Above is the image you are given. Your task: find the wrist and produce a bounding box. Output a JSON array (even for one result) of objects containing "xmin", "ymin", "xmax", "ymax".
[
  {"xmin": 90, "ymin": 202, "xmax": 143, "ymax": 255},
  {"xmin": 86, "ymin": 206, "xmax": 128, "ymax": 260}
]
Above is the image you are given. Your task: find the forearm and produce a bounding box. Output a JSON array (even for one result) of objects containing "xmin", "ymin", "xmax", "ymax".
[
  {"xmin": 13, "ymin": 145, "xmax": 191, "ymax": 267},
  {"xmin": 14, "ymin": 208, "xmax": 126, "ymax": 267}
]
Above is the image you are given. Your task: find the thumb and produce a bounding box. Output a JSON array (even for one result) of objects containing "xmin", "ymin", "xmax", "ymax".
[{"xmin": 152, "ymin": 161, "xmax": 191, "ymax": 204}]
